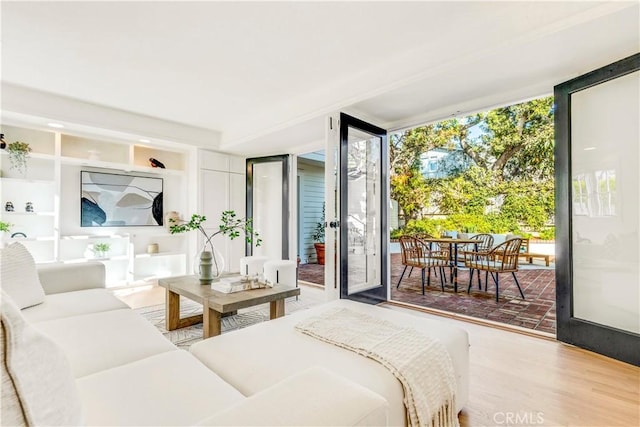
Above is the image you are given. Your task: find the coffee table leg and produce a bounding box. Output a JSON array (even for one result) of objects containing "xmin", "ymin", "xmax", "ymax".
[
  {"xmin": 270, "ymin": 299, "xmax": 285, "ymax": 319},
  {"xmin": 166, "ymin": 288, "xmax": 180, "ymax": 331},
  {"xmin": 203, "ymin": 301, "xmax": 222, "ymax": 338}
]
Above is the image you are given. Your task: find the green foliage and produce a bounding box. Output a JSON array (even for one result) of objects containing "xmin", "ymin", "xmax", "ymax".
[
  {"xmin": 390, "ymin": 228, "xmax": 405, "ymax": 240},
  {"xmin": 389, "ymin": 96, "xmax": 554, "ymax": 236},
  {"xmin": 6, "ymin": 141, "xmax": 31, "ymax": 173},
  {"xmin": 312, "ymin": 204, "xmax": 325, "ymax": 243},
  {"xmin": 539, "ymin": 227, "xmax": 555, "ymax": 241},
  {"xmin": 170, "ymin": 211, "xmax": 262, "ymax": 246},
  {"xmin": 93, "ymin": 243, "xmax": 110, "ymax": 253},
  {"xmin": 390, "ymin": 169, "xmax": 432, "ymax": 221},
  {"xmin": 0, "ymin": 221, "xmax": 12, "ymax": 233}
]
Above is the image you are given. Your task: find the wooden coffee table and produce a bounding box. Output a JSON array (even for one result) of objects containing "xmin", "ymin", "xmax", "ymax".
[{"xmin": 158, "ymin": 275, "xmax": 301, "ymax": 338}]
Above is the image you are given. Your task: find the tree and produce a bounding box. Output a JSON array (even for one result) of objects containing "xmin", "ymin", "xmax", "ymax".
[
  {"xmin": 469, "ymin": 97, "xmax": 554, "ymax": 181},
  {"xmin": 390, "ymin": 96, "xmax": 555, "ymax": 230},
  {"xmin": 389, "ymin": 126, "xmax": 446, "ymax": 221}
]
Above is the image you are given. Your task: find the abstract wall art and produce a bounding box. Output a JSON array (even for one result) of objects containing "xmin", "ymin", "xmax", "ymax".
[{"xmin": 81, "ymin": 171, "xmax": 163, "ymax": 227}]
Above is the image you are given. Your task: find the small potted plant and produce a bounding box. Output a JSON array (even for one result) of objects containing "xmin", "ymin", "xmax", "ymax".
[
  {"xmin": 0, "ymin": 220, "xmax": 12, "ymax": 234},
  {"xmin": 312, "ymin": 204, "xmax": 326, "ymax": 265},
  {"xmin": 93, "ymin": 243, "xmax": 111, "ymax": 258},
  {"xmin": 6, "ymin": 141, "xmax": 31, "ymax": 175}
]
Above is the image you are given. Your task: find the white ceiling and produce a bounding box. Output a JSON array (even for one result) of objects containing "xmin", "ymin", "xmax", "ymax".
[{"xmin": 2, "ymin": 1, "xmax": 638, "ymax": 156}]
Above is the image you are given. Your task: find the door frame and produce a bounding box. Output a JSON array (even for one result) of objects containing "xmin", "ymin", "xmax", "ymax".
[
  {"xmin": 245, "ymin": 155, "xmax": 290, "ymax": 259},
  {"xmin": 339, "ymin": 112, "xmax": 389, "ymax": 304},
  {"xmin": 554, "ymin": 53, "xmax": 640, "ymax": 366}
]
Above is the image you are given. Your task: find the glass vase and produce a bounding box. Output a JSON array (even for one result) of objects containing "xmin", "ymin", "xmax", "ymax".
[{"xmin": 194, "ymin": 242, "xmax": 224, "ymax": 284}]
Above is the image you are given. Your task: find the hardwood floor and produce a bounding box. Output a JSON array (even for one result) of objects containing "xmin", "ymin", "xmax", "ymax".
[
  {"xmin": 383, "ymin": 302, "xmax": 639, "ymax": 427},
  {"xmin": 114, "ymin": 285, "xmax": 640, "ymax": 426}
]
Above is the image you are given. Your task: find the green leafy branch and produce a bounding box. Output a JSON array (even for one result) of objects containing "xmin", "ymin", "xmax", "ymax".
[{"xmin": 169, "ymin": 211, "xmax": 262, "ymax": 247}]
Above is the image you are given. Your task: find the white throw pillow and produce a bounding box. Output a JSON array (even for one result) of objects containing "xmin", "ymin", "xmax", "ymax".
[
  {"xmin": 1, "ymin": 243, "xmax": 46, "ymax": 309},
  {"xmin": 0, "ymin": 291, "xmax": 84, "ymax": 426}
]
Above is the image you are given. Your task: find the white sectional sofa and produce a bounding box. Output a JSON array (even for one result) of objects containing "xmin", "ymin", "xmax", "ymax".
[
  {"xmin": 191, "ymin": 299, "xmax": 470, "ymax": 427},
  {"xmin": 1, "ymin": 244, "xmax": 387, "ymax": 426},
  {"xmin": 1, "ymin": 242, "xmax": 469, "ymax": 426}
]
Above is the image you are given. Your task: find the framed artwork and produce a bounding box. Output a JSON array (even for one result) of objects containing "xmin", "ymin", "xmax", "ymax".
[{"xmin": 81, "ymin": 171, "xmax": 163, "ymax": 227}]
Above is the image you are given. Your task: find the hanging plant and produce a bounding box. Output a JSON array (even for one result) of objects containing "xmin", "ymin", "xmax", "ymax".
[{"xmin": 6, "ymin": 141, "xmax": 31, "ymax": 174}]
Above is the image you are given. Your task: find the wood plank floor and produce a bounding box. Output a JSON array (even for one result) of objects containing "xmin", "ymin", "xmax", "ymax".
[
  {"xmin": 115, "ymin": 285, "xmax": 640, "ymax": 426},
  {"xmin": 383, "ymin": 302, "xmax": 639, "ymax": 427}
]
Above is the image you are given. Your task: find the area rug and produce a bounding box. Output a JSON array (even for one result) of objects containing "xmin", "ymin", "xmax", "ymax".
[{"xmin": 136, "ymin": 285, "xmax": 325, "ymax": 350}]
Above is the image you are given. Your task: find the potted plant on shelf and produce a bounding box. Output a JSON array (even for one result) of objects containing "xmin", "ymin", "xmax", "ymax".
[
  {"xmin": 0, "ymin": 220, "xmax": 12, "ymax": 234},
  {"xmin": 312, "ymin": 204, "xmax": 326, "ymax": 265},
  {"xmin": 169, "ymin": 210, "xmax": 261, "ymax": 284},
  {"xmin": 6, "ymin": 141, "xmax": 31, "ymax": 175},
  {"xmin": 92, "ymin": 243, "xmax": 111, "ymax": 258}
]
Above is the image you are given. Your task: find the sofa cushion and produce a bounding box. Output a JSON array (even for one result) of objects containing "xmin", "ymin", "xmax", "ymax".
[
  {"xmin": 33, "ymin": 309, "xmax": 177, "ymax": 378},
  {"xmin": 21, "ymin": 288, "xmax": 128, "ymax": 323},
  {"xmin": 190, "ymin": 299, "xmax": 469, "ymax": 426},
  {"xmin": 197, "ymin": 366, "xmax": 389, "ymax": 426},
  {"xmin": 1, "ymin": 243, "xmax": 46, "ymax": 309},
  {"xmin": 37, "ymin": 262, "xmax": 106, "ymax": 295},
  {"xmin": 0, "ymin": 291, "xmax": 83, "ymax": 426},
  {"xmin": 77, "ymin": 350, "xmax": 245, "ymax": 426}
]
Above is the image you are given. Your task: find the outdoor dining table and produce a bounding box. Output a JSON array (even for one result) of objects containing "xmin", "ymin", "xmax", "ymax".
[{"xmin": 421, "ymin": 237, "xmax": 479, "ymax": 292}]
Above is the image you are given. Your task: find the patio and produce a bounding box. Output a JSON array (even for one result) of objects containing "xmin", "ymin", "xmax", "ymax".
[{"xmin": 298, "ymin": 253, "xmax": 556, "ymax": 335}]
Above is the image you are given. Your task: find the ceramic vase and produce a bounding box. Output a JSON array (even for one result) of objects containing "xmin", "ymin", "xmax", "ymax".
[{"xmin": 195, "ymin": 242, "xmax": 224, "ymax": 284}]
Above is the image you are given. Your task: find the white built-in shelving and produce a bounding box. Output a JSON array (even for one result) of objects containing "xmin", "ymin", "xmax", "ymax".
[{"xmin": 1, "ymin": 123, "xmax": 193, "ymax": 287}]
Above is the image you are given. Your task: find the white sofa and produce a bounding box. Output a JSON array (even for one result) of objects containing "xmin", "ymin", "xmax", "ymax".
[
  {"xmin": 191, "ymin": 299, "xmax": 470, "ymax": 427},
  {"xmin": 1, "ymin": 246, "xmax": 388, "ymax": 427},
  {"xmin": 1, "ymin": 243, "xmax": 470, "ymax": 426}
]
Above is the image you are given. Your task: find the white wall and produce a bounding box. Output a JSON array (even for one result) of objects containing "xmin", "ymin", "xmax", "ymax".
[{"xmin": 198, "ymin": 150, "xmax": 246, "ymax": 273}]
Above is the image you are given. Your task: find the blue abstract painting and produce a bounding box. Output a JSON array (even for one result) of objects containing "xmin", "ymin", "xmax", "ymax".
[{"xmin": 81, "ymin": 171, "xmax": 163, "ymax": 227}]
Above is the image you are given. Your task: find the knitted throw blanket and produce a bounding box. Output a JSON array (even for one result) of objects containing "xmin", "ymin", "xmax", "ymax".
[{"xmin": 295, "ymin": 307, "xmax": 459, "ymax": 427}]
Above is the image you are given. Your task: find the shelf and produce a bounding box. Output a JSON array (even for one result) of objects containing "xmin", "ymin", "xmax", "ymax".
[
  {"xmin": 134, "ymin": 251, "xmax": 184, "ymax": 259},
  {"xmin": 61, "ymin": 233, "xmax": 130, "ymax": 240},
  {"xmin": 1, "ymin": 236, "xmax": 56, "ymax": 242},
  {"xmin": 132, "ymin": 232, "xmax": 183, "ymax": 238},
  {"xmin": 0, "ymin": 177, "xmax": 55, "ymax": 184},
  {"xmin": 59, "ymin": 156, "xmax": 184, "ymax": 176},
  {"xmin": 0, "ymin": 150, "xmax": 56, "ymax": 162},
  {"xmin": 1, "ymin": 211, "xmax": 55, "ymax": 216},
  {"xmin": 62, "ymin": 255, "xmax": 129, "ymax": 263}
]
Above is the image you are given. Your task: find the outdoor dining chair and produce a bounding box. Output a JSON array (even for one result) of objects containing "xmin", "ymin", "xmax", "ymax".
[
  {"xmin": 464, "ymin": 237, "xmax": 525, "ymax": 302},
  {"xmin": 396, "ymin": 236, "xmax": 450, "ymax": 294},
  {"xmin": 461, "ymin": 233, "xmax": 494, "ymax": 289}
]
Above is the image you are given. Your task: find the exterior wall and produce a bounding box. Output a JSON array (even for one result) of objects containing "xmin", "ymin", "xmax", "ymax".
[{"xmin": 297, "ymin": 160, "xmax": 324, "ymax": 263}]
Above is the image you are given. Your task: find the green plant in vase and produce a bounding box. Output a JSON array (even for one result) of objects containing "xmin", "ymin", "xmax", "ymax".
[
  {"xmin": 169, "ymin": 211, "xmax": 261, "ymax": 284},
  {"xmin": 6, "ymin": 141, "xmax": 31, "ymax": 175}
]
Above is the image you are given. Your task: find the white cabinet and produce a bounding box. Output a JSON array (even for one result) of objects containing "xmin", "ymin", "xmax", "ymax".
[
  {"xmin": 1, "ymin": 123, "xmax": 193, "ymax": 287},
  {"xmin": 199, "ymin": 150, "xmax": 246, "ymax": 273}
]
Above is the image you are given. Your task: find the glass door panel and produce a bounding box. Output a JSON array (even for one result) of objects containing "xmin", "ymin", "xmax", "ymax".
[
  {"xmin": 246, "ymin": 156, "xmax": 290, "ymax": 260},
  {"xmin": 555, "ymin": 53, "xmax": 639, "ymax": 366},
  {"xmin": 340, "ymin": 113, "xmax": 388, "ymax": 303},
  {"xmin": 345, "ymin": 127, "xmax": 382, "ymax": 294}
]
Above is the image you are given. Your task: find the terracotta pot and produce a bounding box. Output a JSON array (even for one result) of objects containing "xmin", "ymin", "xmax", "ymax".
[{"xmin": 314, "ymin": 243, "xmax": 325, "ymax": 265}]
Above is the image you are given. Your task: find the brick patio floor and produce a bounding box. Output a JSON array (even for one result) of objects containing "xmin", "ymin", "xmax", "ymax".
[{"xmin": 298, "ymin": 253, "xmax": 557, "ymax": 335}]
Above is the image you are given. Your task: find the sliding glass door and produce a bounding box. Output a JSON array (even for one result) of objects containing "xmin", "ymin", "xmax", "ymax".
[{"xmin": 555, "ymin": 53, "xmax": 639, "ymax": 366}]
